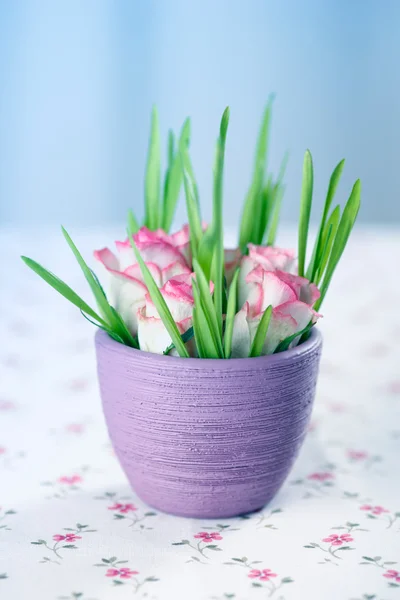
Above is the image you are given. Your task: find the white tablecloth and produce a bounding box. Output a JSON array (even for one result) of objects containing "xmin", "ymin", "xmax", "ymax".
[{"xmin": 1, "ymin": 227, "xmax": 399, "ymax": 600}]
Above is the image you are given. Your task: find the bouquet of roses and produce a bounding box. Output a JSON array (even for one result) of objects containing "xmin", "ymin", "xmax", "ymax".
[{"xmin": 22, "ymin": 101, "xmax": 360, "ymax": 358}]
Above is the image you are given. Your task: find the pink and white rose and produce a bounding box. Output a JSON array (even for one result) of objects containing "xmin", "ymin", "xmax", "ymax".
[
  {"xmin": 94, "ymin": 226, "xmax": 191, "ymax": 335},
  {"xmin": 138, "ymin": 274, "xmax": 195, "ymax": 356},
  {"xmin": 238, "ymin": 244, "xmax": 296, "ymax": 307},
  {"xmin": 232, "ymin": 253, "xmax": 321, "ymax": 357}
]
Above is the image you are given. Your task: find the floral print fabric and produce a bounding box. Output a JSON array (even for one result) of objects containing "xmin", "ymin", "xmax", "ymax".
[{"xmin": 0, "ymin": 229, "xmax": 399, "ymax": 599}]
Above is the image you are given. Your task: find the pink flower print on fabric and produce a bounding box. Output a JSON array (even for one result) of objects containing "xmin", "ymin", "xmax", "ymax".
[
  {"xmin": 106, "ymin": 568, "xmax": 139, "ymax": 579},
  {"xmin": 248, "ymin": 568, "xmax": 277, "ymax": 581},
  {"xmin": 108, "ymin": 503, "xmax": 137, "ymax": 514},
  {"xmin": 194, "ymin": 532, "xmax": 223, "ymax": 541},
  {"xmin": 322, "ymin": 534, "xmax": 353, "ymax": 546},
  {"xmin": 58, "ymin": 475, "xmax": 82, "ymax": 485},
  {"xmin": 308, "ymin": 472, "xmax": 334, "ymax": 482},
  {"xmin": 360, "ymin": 505, "xmax": 389, "ymax": 515},
  {"xmin": 53, "ymin": 533, "xmax": 82, "ymax": 542},
  {"xmin": 384, "ymin": 570, "xmax": 400, "ymax": 583}
]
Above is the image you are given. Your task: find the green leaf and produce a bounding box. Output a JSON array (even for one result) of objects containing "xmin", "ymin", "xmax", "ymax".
[
  {"xmin": 298, "ymin": 149, "xmax": 313, "ymax": 277},
  {"xmin": 274, "ymin": 322, "xmax": 314, "ymax": 353},
  {"xmin": 239, "ymin": 97, "xmax": 274, "ymax": 251},
  {"xmin": 257, "ymin": 178, "xmax": 272, "ymax": 245},
  {"xmin": 315, "ymin": 205, "xmax": 341, "ymax": 285},
  {"xmin": 315, "ymin": 179, "xmax": 361, "ymax": 309},
  {"xmin": 127, "ymin": 232, "xmax": 189, "ymax": 358},
  {"xmin": 249, "ymin": 305, "xmax": 272, "ymax": 357},
  {"xmin": 172, "ymin": 541, "xmax": 189, "ymax": 546},
  {"xmin": 224, "ymin": 268, "xmax": 239, "ymax": 358},
  {"xmin": 21, "ymin": 256, "xmax": 107, "ymax": 327},
  {"xmin": 61, "ymin": 227, "xmax": 112, "ymax": 322},
  {"xmin": 127, "ymin": 209, "xmax": 140, "ymax": 235},
  {"xmin": 181, "ymin": 149, "xmax": 203, "ymax": 259},
  {"xmin": 193, "ymin": 259, "xmax": 224, "ymax": 356},
  {"xmin": 162, "ymin": 118, "xmax": 191, "ymax": 232},
  {"xmin": 306, "ymin": 158, "xmax": 345, "ymax": 281},
  {"xmin": 144, "ymin": 106, "xmax": 161, "ymax": 229},
  {"xmin": 212, "ymin": 107, "xmax": 230, "ymax": 335},
  {"xmin": 192, "ymin": 305, "xmax": 206, "ymax": 358},
  {"xmin": 61, "ymin": 227, "xmax": 137, "ymax": 348},
  {"xmin": 192, "ymin": 280, "xmax": 221, "ymax": 358},
  {"xmin": 266, "ymin": 183, "xmax": 284, "ymax": 246},
  {"xmin": 264, "ymin": 151, "xmax": 288, "ymax": 245}
]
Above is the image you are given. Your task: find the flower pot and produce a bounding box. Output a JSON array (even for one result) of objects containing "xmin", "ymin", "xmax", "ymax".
[{"xmin": 95, "ymin": 328, "xmax": 322, "ymax": 518}]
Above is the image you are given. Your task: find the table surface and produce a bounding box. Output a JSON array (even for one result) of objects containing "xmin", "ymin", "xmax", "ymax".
[{"xmin": 1, "ymin": 227, "xmax": 400, "ymax": 600}]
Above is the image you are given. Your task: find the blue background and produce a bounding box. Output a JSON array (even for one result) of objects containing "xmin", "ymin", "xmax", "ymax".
[{"xmin": 0, "ymin": 0, "xmax": 399, "ymax": 227}]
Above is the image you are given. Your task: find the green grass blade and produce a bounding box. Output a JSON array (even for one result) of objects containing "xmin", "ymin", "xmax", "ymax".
[
  {"xmin": 212, "ymin": 107, "xmax": 230, "ymax": 334},
  {"xmin": 181, "ymin": 149, "xmax": 203, "ymax": 259},
  {"xmin": 144, "ymin": 106, "xmax": 161, "ymax": 229},
  {"xmin": 61, "ymin": 227, "xmax": 113, "ymax": 321},
  {"xmin": 127, "ymin": 232, "xmax": 189, "ymax": 358},
  {"xmin": 315, "ymin": 179, "xmax": 361, "ymax": 309},
  {"xmin": 239, "ymin": 98, "xmax": 273, "ymax": 251},
  {"xmin": 266, "ymin": 183, "xmax": 284, "ymax": 246},
  {"xmin": 197, "ymin": 227, "xmax": 216, "ymax": 279},
  {"xmin": 21, "ymin": 256, "xmax": 107, "ymax": 326},
  {"xmin": 224, "ymin": 268, "xmax": 239, "ymax": 358},
  {"xmin": 162, "ymin": 130, "xmax": 175, "ymax": 229},
  {"xmin": 192, "ymin": 281, "xmax": 220, "ymax": 358},
  {"xmin": 127, "ymin": 209, "xmax": 140, "ymax": 234},
  {"xmin": 253, "ymin": 99, "xmax": 273, "ymax": 180},
  {"xmin": 315, "ymin": 205, "xmax": 341, "ymax": 285},
  {"xmin": 257, "ymin": 177, "xmax": 273, "ymax": 245},
  {"xmin": 192, "ymin": 306, "xmax": 206, "ymax": 358},
  {"xmin": 239, "ymin": 165, "xmax": 263, "ymax": 252},
  {"xmin": 265, "ymin": 152, "xmax": 288, "ymax": 245},
  {"xmin": 162, "ymin": 118, "xmax": 191, "ymax": 232},
  {"xmin": 298, "ymin": 150, "xmax": 314, "ymax": 277},
  {"xmin": 306, "ymin": 158, "xmax": 345, "ymax": 281},
  {"xmin": 61, "ymin": 227, "xmax": 136, "ymax": 345},
  {"xmin": 193, "ymin": 258, "xmax": 224, "ymax": 356},
  {"xmin": 249, "ymin": 305, "xmax": 272, "ymax": 357},
  {"xmin": 167, "ymin": 128, "xmax": 175, "ymax": 164}
]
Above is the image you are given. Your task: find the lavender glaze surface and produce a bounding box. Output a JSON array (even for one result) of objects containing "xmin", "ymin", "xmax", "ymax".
[{"xmin": 95, "ymin": 329, "xmax": 322, "ymax": 518}]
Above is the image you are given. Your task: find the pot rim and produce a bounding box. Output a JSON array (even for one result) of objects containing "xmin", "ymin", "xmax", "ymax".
[{"xmin": 95, "ymin": 327, "xmax": 322, "ymax": 370}]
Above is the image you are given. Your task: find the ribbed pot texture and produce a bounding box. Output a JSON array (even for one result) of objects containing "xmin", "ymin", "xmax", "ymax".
[{"xmin": 95, "ymin": 328, "xmax": 322, "ymax": 518}]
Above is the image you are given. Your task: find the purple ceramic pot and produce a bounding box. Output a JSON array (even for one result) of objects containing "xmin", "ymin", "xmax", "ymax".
[{"xmin": 95, "ymin": 328, "xmax": 322, "ymax": 518}]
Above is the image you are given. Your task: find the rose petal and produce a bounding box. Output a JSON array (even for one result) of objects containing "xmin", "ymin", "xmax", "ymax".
[
  {"xmin": 247, "ymin": 268, "xmax": 297, "ymax": 312},
  {"xmin": 161, "ymin": 261, "xmax": 192, "ymax": 284},
  {"xmin": 94, "ymin": 247, "xmax": 120, "ymax": 271},
  {"xmin": 138, "ymin": 307, "xmax": 193, "ymax": 355},
  {"xmin": 263, "ymin": 309, "xmax": 298, "ymax": 354},
  {"xmin": 275, "ymin": 270, "xmax": 320, "ymax": 305},
  {"xmin": 248, "ymin": 244, "xmax": 296, "ymax": 272},
  {"xmin": 231, "ymin": 303, "xmax": 252, "ymax": 358}
]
